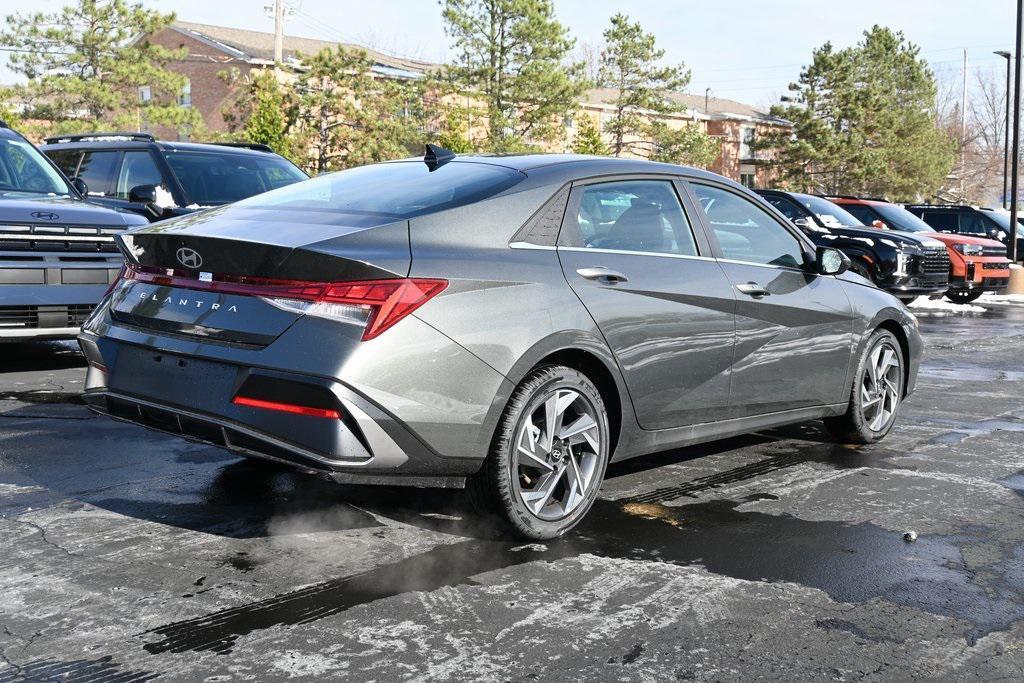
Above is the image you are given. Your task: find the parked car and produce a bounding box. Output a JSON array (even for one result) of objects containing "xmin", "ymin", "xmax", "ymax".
[
  {"xmin": 79, "ymin": 148, "xmax": 921, "ymax": 539},
  {"xmin": 0, "ymin": 122, "xmax": 148, "ymax": 341},
  {"xmin": 755, "ymin": 190, "xmax": 950, "ymax": 304},
  {"xmin": 828, "ymin": 196, "xmax": 1011, "ymax": 304},
  {"xmin": 904, "ymin": 204, "xmax": 1024, "ymax": 259},
  {"xmin": 41, "ymin": 133, "xmax": 307, "ymax": 222}
]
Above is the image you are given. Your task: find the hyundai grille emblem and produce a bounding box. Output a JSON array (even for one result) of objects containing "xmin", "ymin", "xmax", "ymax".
[
  {"xmin": 30, "ymin": 211, "xmax": 59, "ymax": 221},
  {"xmin": 176, "ymin": 247, "xmax": 203, "ymax": 269}
]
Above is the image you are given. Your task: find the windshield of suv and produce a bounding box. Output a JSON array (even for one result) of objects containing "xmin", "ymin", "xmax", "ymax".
[
  {"xmin": 165, "ymin": 151, "xmax": 307, "ymax": 206},
  {"xmin": 234, "ymin": 160, "xmax": 526, "ymax": 219},
  {"xmin": 871, "ymin": 203, "xmax": 936, "ymax": 233},
  {"xmin": 794, "ymin": 194, "xmax": 863, "ymax": 228},
  {"xmin": 0, "ymin": 136, "xmax": 71, "ymax": 197}
]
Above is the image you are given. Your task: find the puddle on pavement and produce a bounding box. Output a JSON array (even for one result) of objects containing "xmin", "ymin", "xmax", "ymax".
[{"xmin": 138, "ymin": 458, "xmax": 1024, "ymax": 656}]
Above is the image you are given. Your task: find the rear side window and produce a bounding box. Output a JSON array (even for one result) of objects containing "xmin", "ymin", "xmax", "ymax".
[
  {"xmin": 234, "ymin": 160, "xmax": 525, "ymax": 218},
  {"xmin": 563, "ymin": 180, "xmax": 699, "ymax": 256},
  {"xmin": 76, "ymin": 151, "xmax": 119, "ymax": 197},
  {"xmin": 922, "ymin": 211, "xmax": 957, "ymax": 231},
  {"xmin": 165, "ymin": 151, "xmax": 306, "ymax": 206}
]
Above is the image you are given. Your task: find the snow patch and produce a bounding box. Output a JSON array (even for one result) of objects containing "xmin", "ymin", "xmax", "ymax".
[
  {"xmin": 977, "ymin": 292, "xmax": 1024, "ymax": 306},
  {"xmin": 906, "ymin": 296, "xmax": 986, "ymax": 313}
]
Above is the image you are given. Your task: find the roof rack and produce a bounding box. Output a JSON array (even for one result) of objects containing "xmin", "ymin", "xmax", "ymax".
[
  {"xmin": 816, "ymin": 194, "xmax": 892, "ymax": 203},
  {"xmin": 904, "ymin": 203, "xmax": 975, "ymax": 209},
  {"xmin": 208, "ymin": 142, "xmax": 275, "ymax": 153},
  {"xmin": 43, "ymin": 132, "xmax": 156, "ymax": 144}
]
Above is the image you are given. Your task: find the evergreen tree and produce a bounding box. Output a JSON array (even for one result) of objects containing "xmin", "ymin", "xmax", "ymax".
[
  {"xmin": 222, "ymin": 69, "xmax": 296, "ymax": 159},
  {"xmin": 1, "ymin": 0, "xmax": 200, "ymax": 135},
  {"xmin": 598, "ymin": 14, "xmax": 690, "ymax": 157},
  {"xmin": 646, "ymin": 121, "xmax": 720, "ymax": 167},
  {"xmin": 570, "ymin": 112, "xmax": 609, "ymax": 155},
  {"xmin": 764, "ymin": 26, "xmax": 956, "ymax": 200},
  {"xmin": 441, "ymin": 0, "xmax": 588, "ymax": 152}
]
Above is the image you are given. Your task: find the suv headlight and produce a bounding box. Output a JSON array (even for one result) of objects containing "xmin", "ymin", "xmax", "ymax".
[{"xmin": 953, "ymin": 243, "xmax": 983, "ymax": 256}]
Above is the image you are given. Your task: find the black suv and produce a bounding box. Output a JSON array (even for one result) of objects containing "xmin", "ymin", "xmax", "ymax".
[
  {"xmin": 40, "ymin": 133, "xmax": 307, "ymax": 222},
  {"xmin": 756, "ymin": 190, "xmax": 950, "ymax": 303},
  {"xmin": 904, "ymin": 204, "xmax": 1022, "ymax": 258},
  {"xmin": 0, "ymin": 122, "xmax": 149, "ymax": 341}
]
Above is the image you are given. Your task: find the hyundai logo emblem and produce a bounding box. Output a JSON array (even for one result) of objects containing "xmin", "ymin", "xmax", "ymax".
[
  {"xmin": 31, "ymin": 211, "xmax": 59, "ymax": 221},
  {"xmin": 176, "ymin": 247, "xmax": 203, "ymax": 269}
]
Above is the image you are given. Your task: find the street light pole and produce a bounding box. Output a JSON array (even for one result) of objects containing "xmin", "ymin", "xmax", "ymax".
[
  {"xmin": 996, "ymin": 51, "xmax": 1012, "ymax": 209},
  {"xmin": 1010, "ymin": 0, "xmax": 1022, "ymax": 263}
]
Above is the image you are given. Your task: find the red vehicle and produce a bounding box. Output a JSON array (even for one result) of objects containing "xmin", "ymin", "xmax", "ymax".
[{"xmin": 828, "ymin": 196, "xmax": 1011, "ymax": 304}]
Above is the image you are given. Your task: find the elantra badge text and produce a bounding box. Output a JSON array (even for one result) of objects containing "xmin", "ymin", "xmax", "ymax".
[{"xmin": 139, "ymin": 290, "xmax": 237, "ymax": 313}]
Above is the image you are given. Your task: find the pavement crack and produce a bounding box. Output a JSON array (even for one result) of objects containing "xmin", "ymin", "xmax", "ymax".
[{"xmin": 13, "ymin": 519, "xmax": 78, "ymax": 557}]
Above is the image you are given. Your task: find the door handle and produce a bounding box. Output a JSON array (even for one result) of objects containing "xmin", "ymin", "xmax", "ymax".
[
  {"xmin": 735, "ymin": 282, "xmax": 770, "ymax": 297},
  {"xmin": 576, "ymin": 267, "xmax": 629, "ymax": 284}
]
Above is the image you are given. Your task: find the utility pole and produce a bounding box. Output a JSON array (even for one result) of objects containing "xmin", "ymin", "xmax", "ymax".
[
  {"xmin": 1010, "ymin": 0, "xmax": 1022, "ymax": 263},
  {"xmin": 961, "ymin": 48, "xmax": 968, "ymax": 196},
  {"xmin": 272, "ymin": 0, "xmax": 284, "ymax": 63},
  {"xmin": 996, "ymin": 51, "xmax": 1012, "ymax": 209}
]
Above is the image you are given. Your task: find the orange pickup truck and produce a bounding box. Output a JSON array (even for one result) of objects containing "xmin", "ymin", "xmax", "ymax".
[{"xmin": 827, "ymin": 196, "xmax": 1011, "ymax": 304}]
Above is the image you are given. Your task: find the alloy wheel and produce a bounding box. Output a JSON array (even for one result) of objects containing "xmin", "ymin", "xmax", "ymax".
[
  {"xmin": 512, "ymin": 388, "xmax": 602, "ymax": 522},
  {"xmin": 861, "ymin": 341, "xmax": 902, "ymax": 432}
]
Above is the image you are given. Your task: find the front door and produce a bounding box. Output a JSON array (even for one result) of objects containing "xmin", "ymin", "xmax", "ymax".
[
  {"xmin": 687, "ymin": 182, "xmax": 855, "ymax": 418},
  {"xmin": 558, "ymin": 178, "xmax": 737, "ymax": 430}
]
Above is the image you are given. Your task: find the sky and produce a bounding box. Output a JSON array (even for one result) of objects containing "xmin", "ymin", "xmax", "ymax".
[{"xmin": 1, "ymin": 0, "xmax": 1018, "ymax": 108}]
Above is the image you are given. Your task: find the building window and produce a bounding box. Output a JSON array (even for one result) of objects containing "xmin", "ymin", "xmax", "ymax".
[
  {"xmin": 179, "ymin": 79, "xmax": 192, "ymax": 108},
  {"xmin": 739, "ymin": 163, "xmax": 757, "ymax": 188},
  {"xmin": 739, "ymin": 125, "xmax": 756, "ymax": 159},
  {"xmin": 137, "ymin": 85, "xmax": 151, "ymax": 103}
]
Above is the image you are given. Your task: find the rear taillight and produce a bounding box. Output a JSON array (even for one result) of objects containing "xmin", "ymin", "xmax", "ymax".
[
  {"xmin": 123, "ymin": 265, "xmax": 447, "ymax": 341},
  {"xmin": 232, "ymin": 395, "xmax": 341, "ymax": 419}
]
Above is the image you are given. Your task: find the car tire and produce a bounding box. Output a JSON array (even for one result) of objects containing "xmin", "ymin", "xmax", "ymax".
[
  {"xmin": 823, "ymin": 329, "xmax": 905, "ymax": 444},
  {"xmin": 945, "ymin": 289, "xmax": 983, "ymax": 304},
  {"xmin": 469, "ymin": 364, "xmax": 610, "ymax": 540}
]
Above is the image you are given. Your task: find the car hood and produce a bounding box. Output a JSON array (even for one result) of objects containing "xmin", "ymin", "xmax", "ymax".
[
  {"xmin": 918, "ymin": 232, "xmax": 1006, "ymax": 249},
  {"xmin": 0, "ymin": 196, "xmax": 148, "ymax": 227},
  {"xmin": 820, "ymin": 224, "xmax": 944, "ymax": 249}
]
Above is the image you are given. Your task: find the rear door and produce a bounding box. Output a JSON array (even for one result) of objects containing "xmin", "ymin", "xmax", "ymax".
[
  {"xmin": 557, "ymin": 176, "xmax": 737, "ymax": 430},
  {"xmin": 686, "ymin": 181, "xmax": 855, "ymax": 418}
]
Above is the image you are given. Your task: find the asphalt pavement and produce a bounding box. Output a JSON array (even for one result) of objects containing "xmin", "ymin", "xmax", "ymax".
[{"xmin": 1, "ymin": 303, "xmax": 1023, "ymax": 681}]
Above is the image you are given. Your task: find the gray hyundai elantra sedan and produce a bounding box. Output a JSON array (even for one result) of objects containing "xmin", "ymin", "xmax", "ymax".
[{"xmin": 78, "ymin": 147, "xmax": 921, "ymax": 539}]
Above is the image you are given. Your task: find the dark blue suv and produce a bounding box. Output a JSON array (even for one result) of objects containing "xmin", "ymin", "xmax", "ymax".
[
  {"xmin": 0, "ymin": 123, "xmax": 149, "ymax": 341},
  {"xmin": 40, "ymin": 133, "xmax": 307, "ymax": 222}
]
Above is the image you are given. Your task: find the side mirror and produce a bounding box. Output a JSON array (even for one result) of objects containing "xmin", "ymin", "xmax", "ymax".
[
  {"xmin": 71, "ymin": 177, "xmax": 89, "ymax": 196},
  {"xmin": 816, "ymin": 246, "xmax": 850, "ymax": 276},
  {"xmin": 792, "ymin": 217, "xmax": 813, "ymax": 228},
  {"xmin": 128, "ymin": 184, "xmax": 157, "ymax": 205},
  {"xmin": 872, "ymin": 219, "xmax": 888, "ymax": 230}
]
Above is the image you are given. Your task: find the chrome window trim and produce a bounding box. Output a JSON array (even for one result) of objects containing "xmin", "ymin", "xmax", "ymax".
[
  {"xmin": 557, "ymin": 245, "xmax": 716, "ymax": 262},
  {"xmin": 509, "ymin": 241, "xmax": 557, "ymax": 251}
]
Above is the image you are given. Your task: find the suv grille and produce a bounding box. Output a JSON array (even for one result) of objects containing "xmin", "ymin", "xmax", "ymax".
[
  {"xmin": 921, "ymin": 249, "xmax": 951, "ymax": 274},
  {"xmin": 0, "ymin": 304, "xmax": 95, "ymax": 329},
  {"xmin": 0, "ymin": 224, "xmax": 123, "ymax": 253}
]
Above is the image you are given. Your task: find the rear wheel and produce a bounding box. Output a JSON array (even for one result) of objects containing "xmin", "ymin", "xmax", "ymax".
[
  {"xmin": 945, "ymin": 289, "xmax": 983, "ymax": 304},
  {"xmin": 824, "ymin": 329, "xmax": 905, "ymax": 444},
  {"xmin": 470, "ymin": 365, "xmax": 610, "ymax": 540}
]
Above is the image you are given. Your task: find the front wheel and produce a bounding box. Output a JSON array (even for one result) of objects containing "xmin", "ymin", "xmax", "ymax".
[
  {"xmin": 824, "ymin": 329, "xmax": 905, "ymax": 444},
  {"xmin": 945, "ymin": 289, "xmax": 983, "ymax": 304},
  {"xmin": 469, "ymin": 365, "xmax": 610, "ymax": 540}
]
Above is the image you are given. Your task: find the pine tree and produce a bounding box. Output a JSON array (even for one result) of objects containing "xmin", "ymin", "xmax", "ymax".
[
  {"xmin": 570, "ymin": 112, "xmax": 609, "ymax": 155},
  {"xmin": 764, "ymin": 26, "xmax": 956, "ymax": 200},
  {"xmin": 441, "ymin": 0, "xmax": 588, "ymax": 152},
  {"xmin": 1, "ymin": 0, "xmax": 200, "ymax": 136}
]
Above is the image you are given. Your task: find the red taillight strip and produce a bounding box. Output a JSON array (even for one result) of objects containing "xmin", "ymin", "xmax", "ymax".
[
  {"xmin": 123, "ymin": 264, "xmax": 447, "ymax": 341},
  {"xmin": 232, "ymin": 395, "xmax": 341, "ymax": 419}
]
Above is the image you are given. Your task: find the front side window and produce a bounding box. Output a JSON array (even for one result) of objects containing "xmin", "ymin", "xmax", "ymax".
[
  {"xmin": 45, "ymin": 150, "xmax": 82, "ymax": 179},
  {"xmin": 0, "ymin": 137, "xmax": 72, "ymax": 197},
  {"xmin": 958, "ymin": 212, "xmax": 988, "ymax": 235},
  {"xmin": 115, "ymin": 151, "xmax": 165, "ymax": 199},
  {"xmin": 233, "ymin": 160, "xmax": 521, "ymax": 217},
  {"xmin": 76, "ymin": 151, "xmax": 120, "ymax": 197},
  {"xmin": 693, "ymin": 184, "xmax": 806, "ymax": 269},
  {"xmin": 565, "ymin": 180, "xmax": 699, "ymax": 256},
  {"xmin": 922, "ymin": 211, "xmax": 958, "ymax": 231},
  {"xmin": 166, "ymin": 151, "xmax": 307, "ymax": 206}
]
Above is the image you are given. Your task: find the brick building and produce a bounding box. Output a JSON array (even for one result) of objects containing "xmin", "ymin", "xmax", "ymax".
[{"xmin": 145, "ymin": 21, "xmax": 788, "ymax": 186}]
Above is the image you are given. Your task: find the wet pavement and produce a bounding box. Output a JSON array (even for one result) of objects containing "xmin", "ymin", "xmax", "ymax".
[{"xmin": 1, "ymin": 304, "xmax": 1024, "ymax": 680}]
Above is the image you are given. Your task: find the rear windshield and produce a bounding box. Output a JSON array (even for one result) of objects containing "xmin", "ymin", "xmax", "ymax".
[
  {"xmin": 234, "ymin": 160, "xmax": 526, "ymax": 219},
  {"xmin": 165, "ymin": 151, "xmax": 307, "ymax": 206}
]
